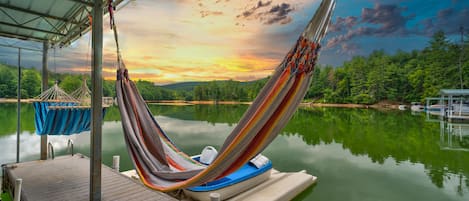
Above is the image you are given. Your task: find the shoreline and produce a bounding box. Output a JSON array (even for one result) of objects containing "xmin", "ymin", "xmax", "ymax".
[
  {"xmin": 301, "ymin": 102, "xmax": 402, "ymax": 110},
  {"xmin": 0, "ymin": 98, "xmax": 402, "ymax": 109}
]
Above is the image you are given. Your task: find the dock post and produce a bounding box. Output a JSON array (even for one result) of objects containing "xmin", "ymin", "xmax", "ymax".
[
  {"xmin": 40, "ymin": 41, "xmax": 48, "ymax": 160},
  {"xmin": 90, "ymin": 0, "xmax": 104, "ymax": 200},
  {"xmin": 112, "ymin": 156, "xmax": 120, "ymax": 172},
  {"xmin": 13, "ymin": 178, "xmax": 22, "ymax": 201},
  {"xmin": 210, "ymin": 193, "xmax": 221, "ymax": 201}
]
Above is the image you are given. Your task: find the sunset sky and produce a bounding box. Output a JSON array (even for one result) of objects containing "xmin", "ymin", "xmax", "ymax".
[{"xmin": 0, "ymin": 0, "xmax": 468, "ymax": 85}]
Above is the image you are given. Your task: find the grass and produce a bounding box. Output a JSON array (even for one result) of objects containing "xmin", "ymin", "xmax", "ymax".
[{"xmin": 1, "ymin": 192, "xmax": 12, "ymax": 201}]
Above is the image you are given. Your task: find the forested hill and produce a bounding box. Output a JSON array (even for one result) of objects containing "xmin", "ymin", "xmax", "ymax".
[
  {"xmin": 161, "ymin": 81, "xmax": 205, "ymax": 91},
  {"xmin": 0, "ymin": 31, "xmax": 467, "ymax": 104},
  {"xmin": 0, "ymin": 63, "xmax": 267, "ymax": 101},
  {"xmin": 160, "ymin": 80, "xmax": 260, "ymax": 91},
  {"xmin": 305, "ymin": 31, "xmax": 468, "ymax": 104}
]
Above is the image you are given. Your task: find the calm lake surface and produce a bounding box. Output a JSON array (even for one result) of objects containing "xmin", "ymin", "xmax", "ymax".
[{"xmin": 1, "ymin": 103, "xmax": 469, "ymax": 201}]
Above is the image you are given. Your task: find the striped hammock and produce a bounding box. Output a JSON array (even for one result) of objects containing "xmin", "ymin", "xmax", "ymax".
[{"xmin": 115, "ymin": 0, "xmax": 335, "ymax": 192}]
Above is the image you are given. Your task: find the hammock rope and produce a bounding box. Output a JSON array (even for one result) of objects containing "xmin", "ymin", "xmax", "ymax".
[
  {"xmin": 31, "ymin": 9, "xmax": 109, "ymax": 135},
  {"xmin": 70, "ymin": 79, "xmax": 92, "ymax": 106},
  {"xmin": 32, "ymin": 47, "xmax": 104, "ymax": 135},
  {"xmin": 113, "ymin": 0, "xmax": 336, "ymax": 192},
  {"xmin": 34, "ymin": 82, "xmax": 79, "ymax": 103}
]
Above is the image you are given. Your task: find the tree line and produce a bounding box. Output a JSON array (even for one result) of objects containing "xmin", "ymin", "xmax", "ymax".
[
  {"xmin": 0, "ymin": 66, "xmax": 117, "ymax": 99},
  {"xmin": 0, "ymin": 31, "xmax": 467, "ymax": 104},
  {"xmin": 305, "ymin": 31, "xmax": 469, "ymax": 104},
  {"xmin": 0, "ymin": 63, "xmax": 269, "ymax": 101}
]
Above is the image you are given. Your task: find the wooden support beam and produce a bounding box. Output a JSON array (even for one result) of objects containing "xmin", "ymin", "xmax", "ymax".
[
  {"xmin": 41, "ymin": 41, "xmax": 48, "ymax": 160},
  {"xmin": 90, "ymin": 0, "xmax": 103, "ymax": 200}
]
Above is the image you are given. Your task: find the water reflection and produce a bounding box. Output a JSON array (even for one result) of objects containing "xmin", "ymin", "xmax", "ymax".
[
  {"xmin": 1, "ymin": 104, "xmax": 469, "ymax": 200},
  {"xmin": 435, "ymin": 120, "xmax": 469, "ymax": 197},
  {"xmin": 0, "ymin": 103, "xmax": 36, "ymax": 135},
  {"xmin": 151, "ymin": 105, "xmax": 469, "ymax": 199},
  {"xmin": 439, "ymin": 121, "xmax": 469, "ymax": 151}
]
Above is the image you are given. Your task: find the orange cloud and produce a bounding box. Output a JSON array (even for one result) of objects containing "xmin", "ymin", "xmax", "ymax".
[{"xmin": 52, "ymin": 0, "xmax": 321, "ymax": 84}]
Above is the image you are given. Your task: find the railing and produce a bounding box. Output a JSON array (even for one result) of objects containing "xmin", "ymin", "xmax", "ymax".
[
  {"xmin": 47, "ymin": 142, "xmax": 54, "ymax": 159},
  {"xmin": 103, "ymin": 96, "xmax": 115, "ymax": 106},
  {"xmin": 67, "ymin": 139, "xmax": 74, "ymax": 156}
]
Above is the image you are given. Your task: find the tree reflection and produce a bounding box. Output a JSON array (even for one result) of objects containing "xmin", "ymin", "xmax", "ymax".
[
  {"xmin": 0, "ymin": 103, "xmax": 35, "ymax": 135},
  {"xmin": 1, "ymin": 103, "xmax": 468, "ymax": 194},
  {"xmin": 138, "ymin": 104, "xmax": 469, "ymax": 192}
]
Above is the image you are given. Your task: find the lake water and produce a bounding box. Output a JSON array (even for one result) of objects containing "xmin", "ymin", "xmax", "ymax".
[{"xmin": 1, "ymin": 103, "xmax": 469, "ymax": 201}]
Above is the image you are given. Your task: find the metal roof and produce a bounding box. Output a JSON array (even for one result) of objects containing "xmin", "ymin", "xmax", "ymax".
[
  {"xmin": 0, "ymin": 0, "xmax": 123, "ymax": 47},
  {"xmin": 440, "ymin": 89, "xmax": 469, "ymax": 96}
]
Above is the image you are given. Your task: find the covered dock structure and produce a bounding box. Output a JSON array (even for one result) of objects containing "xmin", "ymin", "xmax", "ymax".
[
  {"xmin": 440, "ymin": 89, "xmax": 469, "ymax": 121},
  {"xmin": 0, "ymin": 0, "xmax": 175, "ymax": 200}
]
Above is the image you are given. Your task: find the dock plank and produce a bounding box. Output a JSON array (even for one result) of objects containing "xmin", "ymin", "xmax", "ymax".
[{"xmin": 2, "ymin": 154, "xmax": 176, "ymax": 201}]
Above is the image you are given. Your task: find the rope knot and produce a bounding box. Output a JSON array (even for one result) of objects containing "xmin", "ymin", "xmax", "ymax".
[
  {"xmin": 108, "ymin": 0, "xmax": 115, "ymax": 29},
  {"xmin": 117, "ymin": 68, "xmax": 129, "ymax": 81}
]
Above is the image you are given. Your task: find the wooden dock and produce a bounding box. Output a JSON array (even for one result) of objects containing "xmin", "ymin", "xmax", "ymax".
[
  {"xmin": 448, "ymin": 115, "xmax": 469, "ymax": 122},
  {"xmin": 1, "ymin": 154, "xmax": 176, "ymax": 201},
  {"xmin": 122, "ymin": 169, "xmax": 317, "ymax": 201}
]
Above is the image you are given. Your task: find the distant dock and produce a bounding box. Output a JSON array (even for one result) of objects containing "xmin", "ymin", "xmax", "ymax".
[{"xmin": 426, "ymin": 89, "xmax": 469, "ymax": 122}]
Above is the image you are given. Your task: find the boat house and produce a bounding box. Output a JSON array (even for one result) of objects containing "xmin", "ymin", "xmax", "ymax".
[{"xmin": 435, "ymin": 89, "xmax": 469, "ymax": 121}]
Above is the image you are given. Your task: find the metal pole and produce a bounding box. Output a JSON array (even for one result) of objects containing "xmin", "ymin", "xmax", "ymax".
[
  {"xmin": 16, "ymin": 48, "xmax": 21, "ymax": 163},
  {"xmin": 90, "ymin": 0, "xmax": 103, "ymax": 200},
  {"xmin": 41, "ymin": 41, "xmax": 48, "ymax": 160},
  {"xmin": 459, "ymin": 26, "xmax": 464, "ymax": 89}
]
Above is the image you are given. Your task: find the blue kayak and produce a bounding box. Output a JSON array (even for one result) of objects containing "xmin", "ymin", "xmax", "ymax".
[{"xmin": 187, "ymin": 157, "xmax": 272, "ymax": 192}]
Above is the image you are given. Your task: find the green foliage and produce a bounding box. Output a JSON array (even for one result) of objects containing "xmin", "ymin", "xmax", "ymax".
[
  {"xmin": 59, "ymin": 75, "xmax": 82, "ymax": 93},
  {"xmin": 352, "ymin": 93, "xmax": 375, "ymax": 104},
  {"xmin": 0, "ymin": 64, "xmax": 17, "ymax": 98},
  {"xmin": 306, "ymin": 31, "xmax": 469, "ymax": 104},
  {"xmin": 162, "ymin": 81, "xmax": 207, "ymax": 91},
  {"xmin": 1, "ymin": 191, "xmax": 12, "ymax": 201},
  {"xmin": 0, "ymin": 63, "xmax": 267, "ymax": 101},
  {"xmin": 103, "ymin": 80, "xmax": 116, "ymax": 97},
  {"xmin": 192, "ymin": 79, "xmax": 265, "ymax": 101},
  {"xmin": 135, "ymin": 80, "xmax": 174, "ymax": 100},
  {"xmin": 306, "ymin": 65, "xmax": 335, "ymax": 99},
  {"xmin": 21, "ymin": 69, "xmax": 41, "ymax": 98},
  {"xmin": 0, "ymin": 64, "xmax": 43, "ymax": 98}
]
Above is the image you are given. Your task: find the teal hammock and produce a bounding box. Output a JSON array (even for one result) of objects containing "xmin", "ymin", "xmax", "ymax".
[{"xmin": 33, "ymin": 82, "xmax": 106, "ymax": 135}]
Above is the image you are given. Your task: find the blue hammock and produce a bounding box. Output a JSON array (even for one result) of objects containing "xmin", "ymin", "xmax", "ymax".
[
  {"xmin": 33, "ymin": 102, "xmax": 106, "ymax": 135},
  {"xmin": 34, "ymin": 101, "xmax": 76, "ymax": 135},
  {"xmin": 33, "ymin": 83, "xmax": 107, "ymax": 135}
]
